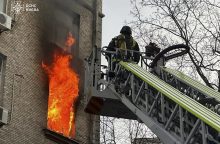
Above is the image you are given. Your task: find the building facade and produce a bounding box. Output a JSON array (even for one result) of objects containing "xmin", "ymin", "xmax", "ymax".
[{"xmin": 0, "ymin": 0, "xmax": 102, "ymax": 143}]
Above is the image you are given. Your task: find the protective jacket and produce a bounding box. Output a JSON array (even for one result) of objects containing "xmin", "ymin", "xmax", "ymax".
[{"xmin": 106, "ymin": 34, "xmax": 140, "ymax": 63}]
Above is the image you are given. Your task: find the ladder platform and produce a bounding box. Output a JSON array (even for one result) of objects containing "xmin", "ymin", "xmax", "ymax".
[{"xmin": 84, "ymin": 88, "xmax": 137, "ymax": 120}]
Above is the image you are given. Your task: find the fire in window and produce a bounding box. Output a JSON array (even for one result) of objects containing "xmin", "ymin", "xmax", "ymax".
[
  {"xmin": 42, "ymin": 32, "xmax": 79, "ymax": 139},
  {"xmin": 42, "ymin": 5, "xmax": 80, "ymax": 143}
]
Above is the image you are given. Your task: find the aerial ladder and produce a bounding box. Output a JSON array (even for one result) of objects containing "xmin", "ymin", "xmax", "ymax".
[{"xmin": 84, "ymin": 44, "xmax": 220, "ymax": 144}]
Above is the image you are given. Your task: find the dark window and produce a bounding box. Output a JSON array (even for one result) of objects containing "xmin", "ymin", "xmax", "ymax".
[
  {"xmin": 0, "ymin": 0, "xmax": 6, "ymax": 13},
  {"xmin": 0, "ymin": 54, "xmax": 6, "ymax": 106}
]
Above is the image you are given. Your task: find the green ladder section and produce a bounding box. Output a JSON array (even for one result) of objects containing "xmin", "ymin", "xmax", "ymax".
[
  {"xmin": 120, "ymin": 61, "xmax": 220, "ymax": 132},
  {"xmin": 162, "ymin": 67, "xmax": 220, "ymax": 102}
]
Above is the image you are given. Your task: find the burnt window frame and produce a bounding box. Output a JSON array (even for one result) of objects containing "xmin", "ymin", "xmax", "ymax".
[{"xmin": 71, "ymin": 12, "xmax": 80, "ymax": 71}]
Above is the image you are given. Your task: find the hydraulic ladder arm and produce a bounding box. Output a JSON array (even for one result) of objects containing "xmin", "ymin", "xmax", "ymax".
[{"xmin": 84, "ymin": 45, "xmax": 220, "ymax": 144}]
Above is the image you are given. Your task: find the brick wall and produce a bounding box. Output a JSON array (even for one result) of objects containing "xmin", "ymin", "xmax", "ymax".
[
  {"xmin": 0, "ymin": 0, "xmax": 50, "ymax": 143},
  {"xmin": 0, "ymin": 0, "xmax": 102, "ymax": 143}
]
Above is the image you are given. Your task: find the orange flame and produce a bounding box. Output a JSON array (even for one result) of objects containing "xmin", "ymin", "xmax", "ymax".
[
  {"xmin": 42, "ymin": 33, "xmax": 79, "ymax": 138},
  {"xmin": 65, "ymin": 32, "xmax": 75, "ymax": 49}
]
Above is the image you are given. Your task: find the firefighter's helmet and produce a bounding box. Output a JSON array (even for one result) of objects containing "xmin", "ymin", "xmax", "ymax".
[{"xmin": 120, "ymin": 26, "xmax": 132, "ymax": 35}]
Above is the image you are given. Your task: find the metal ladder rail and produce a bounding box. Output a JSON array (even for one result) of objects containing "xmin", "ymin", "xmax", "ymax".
[
  {"xmin": 160, "ymin": 67, "xmax": 220, "ymax": 113},
  {"xmin": 161, "ymin": 67, "xmax": 220, "ymax": 101},
  {"xmin": 114, "ymin": 61, "xmax": 220, "ymax": 144}
]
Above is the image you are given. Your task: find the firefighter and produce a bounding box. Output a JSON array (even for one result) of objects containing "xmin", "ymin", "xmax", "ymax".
[
  {"xmin": 106, "ymin": 26, "xmax": 140, "ymax": 66},
  {"xmin": 106, "ymin": 26, "xmax": 140, "ymax": 94}
]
